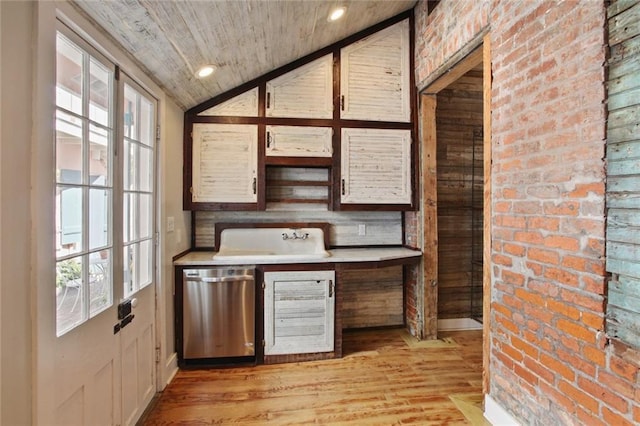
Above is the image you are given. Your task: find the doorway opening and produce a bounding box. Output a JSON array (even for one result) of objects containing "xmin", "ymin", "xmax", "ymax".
[{"xmin": 420, "ymin": 37, "xmax": 491, "ymax": 393}]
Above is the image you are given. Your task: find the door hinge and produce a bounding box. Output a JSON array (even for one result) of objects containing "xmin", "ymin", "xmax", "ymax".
[
  {"xmin": 115, "ymin": 65, "xmax": 120, "ymax": 81},
  {"xmin": 156, "ymin": 125, "xmax": 161, "ymax": 141},
  {"xmin": 329, "ymin": 280, "xmax": 334, "ymax": 298},
  {"xmin": 155, "ymin": 347, "xmax": 161, "ymax": 363}
]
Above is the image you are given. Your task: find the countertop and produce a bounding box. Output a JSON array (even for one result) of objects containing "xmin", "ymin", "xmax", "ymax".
[{"xmin": 173, "ymin": 247, "xmax": 422, "ymax": 266}]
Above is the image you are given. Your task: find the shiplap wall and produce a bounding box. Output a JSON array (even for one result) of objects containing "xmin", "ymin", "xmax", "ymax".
[
  {"xmin": 195, "ymin": 210, "xmax": 403, "ymax": 248},
  {"xmin": 436, "ymin": 69, "xmax": 484, "ymax": 320},
  {"xmin": 605, "ymin": 0, "xmax": 640, "ymax": 348}
]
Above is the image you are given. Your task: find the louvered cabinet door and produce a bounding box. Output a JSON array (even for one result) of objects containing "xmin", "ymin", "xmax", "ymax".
[
  {"xmin": 264, "ymin": 270, "xmax": 335, "ymax": 356},
  {"xmin": 266, "ymin": 126, "xmax": 333, "ymax": 158},
  {"xmin": 340, "ymin": 19, "xmax": 410, "ymax": 122},
  {"xmin": 266, "ymin": 54, "xmax": 333, "ymax": 119},
  {"xmin": 191, "ymin": 123, "xmax": 258, "ymax": 203},
  {"xmin": 340, "ymin": 128, "xmax": 412, "ymax": 205}
]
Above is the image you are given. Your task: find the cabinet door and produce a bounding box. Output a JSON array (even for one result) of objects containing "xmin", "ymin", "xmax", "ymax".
[
  {"xmin": 340, "ymin": 19, "xmax": 410, "ymax": 122},
  {"xmin": 341, "ymin": 128, "xmax": 412, "ymax": 205},
  {"xmin": 266, "ymin": 54, "xmax": 333, "ymax": 119},
  {"xmin": 266, "ymin": 126, "xmax": 333, "ymax": 158},
  {"xmin": 191, "ymin": 123, "xmax": 258, "ymax": 203},
  {"xmin": 264, "ymin": 270, "xmax": 335, "ymax": 355},
  {"xmin": 197, "ymin": 87, "xmax": 259, "ymax": 117}
]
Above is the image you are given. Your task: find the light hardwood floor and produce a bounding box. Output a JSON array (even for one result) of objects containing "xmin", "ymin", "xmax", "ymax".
[{"xmin": 141, "ymin": 328, "xmax": 487, "ymax": 425}]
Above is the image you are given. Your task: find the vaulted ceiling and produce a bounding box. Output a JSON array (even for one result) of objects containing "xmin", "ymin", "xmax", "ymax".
[{"xmin": 72, "ymin": 0, "xmax": 417, "ymax": 110}]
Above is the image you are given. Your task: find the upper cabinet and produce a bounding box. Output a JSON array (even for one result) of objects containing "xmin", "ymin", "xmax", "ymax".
[
  {"xmin": 340, "ymin": 19, "xmax": 410, "ymax": 122},
  {"xmin": 266, "ymin": 54, "xmax": 333, "ymax": 119},
  {"xmin": 197, "ymin": 87, "xmax": 259, "ymax": 117},
  {"xmin": 190, "ymin": 123, "xmax": 258, "ymax": 205},
  {"xmin": 184, "ymin": 12, "xmax": 415, "ymax": 211},
  {"xmin": 340, "ymin": 128, "xmax": 412, "ymax": 206},
  {"xmin": 266, "ymin": 126, "xmax": 333, "ymax": 158}
]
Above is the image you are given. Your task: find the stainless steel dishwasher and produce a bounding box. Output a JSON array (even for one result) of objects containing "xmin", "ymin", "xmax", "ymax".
[{"xmin": 182, "ymin": 267, "xmax": 255, "ymax": 359}]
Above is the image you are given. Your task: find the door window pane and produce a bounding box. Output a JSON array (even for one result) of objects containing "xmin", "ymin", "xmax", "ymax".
[
  {"xmin": 56, "ymin": 31, "xmax": 115, "ymax": 336},
  {"xmin": 124, "ymin": 244, "xmax": 137, "ymax": 297},
  {"xmin": 139, "ymin": 145, "xmax": 152, "ymax": 192},
  {"xmin": 139, "ymin": 240, "xmax": 152, "ymax": 289},
  {"xmin": 140, "ymin": 97, "xmax": 154, "ymax": 146}
]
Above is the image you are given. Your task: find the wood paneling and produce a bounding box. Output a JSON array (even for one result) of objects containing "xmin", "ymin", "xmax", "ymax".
[
  {"xmin": 340, "ymin": 266, "xmax": 404, "ymax": 329},
  {"xmin": 436, "ymin": 69, "xmax": 483, "ymax": 320},
  {"xmin": 140, "ymin": 329, "xmax": 484, "ymax": 425},
  {"xmin": 195, "ymin": 210, "xmax": 403, "ymax": 248},
  {"xmin": 606, "ymin": 0, "xmax": 640, "ymax": 348}
]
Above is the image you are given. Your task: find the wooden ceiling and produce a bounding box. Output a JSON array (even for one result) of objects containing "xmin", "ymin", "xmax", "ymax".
[{"xmin": 72, "ymin": 0, "xmax": 417, "ymax": 110}]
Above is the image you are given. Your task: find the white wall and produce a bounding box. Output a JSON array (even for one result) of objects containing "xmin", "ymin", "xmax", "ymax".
[{"xmin": 1, "ymin": 2, "xmax": 34, "ymax": 423}]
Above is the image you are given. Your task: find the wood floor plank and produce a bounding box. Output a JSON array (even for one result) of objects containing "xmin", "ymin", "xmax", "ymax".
[{"xmin": 141, "ymin": 329, "xmax": 484, "ymax": 425}]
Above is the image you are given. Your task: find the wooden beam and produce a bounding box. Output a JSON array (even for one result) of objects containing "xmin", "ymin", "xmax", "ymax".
[
  {"xmin": 421, "ymin": 94, "xmax": 438, "ymax": 339},
  {"xmin": 423, "ymin": 48, "xmax": 483, "ymax": 94},
  {"xmin": 482, "ymin": 33, "xmax": 492, "ymax": 396}
]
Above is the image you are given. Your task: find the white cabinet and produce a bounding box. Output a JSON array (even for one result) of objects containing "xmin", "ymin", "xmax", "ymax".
[
  {"xmin": 197, "ymin": 87, "xmax": 259, "ymax": 117},
  {"xmin": 340, "ymin": 19, "xmax": 410, "ymax": 122},
  {"xmin": 266, "ymin": 54, "xmax": 333, "ymax": 119},
  {"xmin": 264, "ymin": 270, "xmax": 335, "ymax": 355},
  {"xmin": 266, "ymin": 125, "xmax": 333, "ymax": 158},
  {"xmin": 340, "ymin": 128, "xmax": 412, "ymax": 205},
  {"xmin": 191, "ymin": 123, "xmax": 258, "ymax": 203}
]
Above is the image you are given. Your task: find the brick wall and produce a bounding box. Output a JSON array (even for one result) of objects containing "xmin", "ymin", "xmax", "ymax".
[{"xmin": 415, "ymin": 0, "xmax": 640, "ymax": 424}]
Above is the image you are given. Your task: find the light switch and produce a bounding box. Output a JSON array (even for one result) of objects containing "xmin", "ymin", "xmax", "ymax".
[{"xmin": 167, "ymin": 216, "xmax": 175, "ymax": 233}]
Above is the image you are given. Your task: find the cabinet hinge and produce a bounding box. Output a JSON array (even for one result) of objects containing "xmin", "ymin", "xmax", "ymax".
[
  {"xmin": 340, "ymin": 95, "xmax": 345, "ymax": 111},
  {"xmin": 262, "ymin": 281, "xmax": 266, "ymax": 290},
  {"xmin": 253, "ymin": 177, "xmax": 257, "ymax": 194},
  {"xmin": 262, "ymin": 339, "xmax": 266, "ymax": 347},
  {"xmin": 266, "ymin": 92, "xmax": 271, "ymax": 109},
  {"xmin": 156, "ymin": 125, "xmax": 161, "ymax": 141},
  {"xmin": 266, "ymin": 131, "xmax": 271, "ymax": 148},
  {"xmin": 329, "ymin": 280, "xmax": 334, "ymax": 298},
  {"xmin": 341, "ymin": 179, "xmax": 345, "ymax": 195}
]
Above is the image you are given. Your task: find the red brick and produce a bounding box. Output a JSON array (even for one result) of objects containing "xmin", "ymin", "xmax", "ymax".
[
  {"xmin": 496, "ymin": 314, "xmax": 519, "ymax": 334},
  {"xmin": 634, "ymin": 405, "xmax": 640, "ymax": 423},
  {"xmin": 582, "ymin": 275, "xmax": 606, "ymax": 294},
  {"xmin": 503, "ymin": 242, "xmax": 525, "ymax": 256},
  {"xmin": 602, "ymin": 407, "xmax": 634, "ymax": 426},
  {"xmin": 598, "ymin": 371, "xmax": 636, "ymax": 400},
  {"xmin": 514, "ymin": 363, "xmax": 538, "ymax": 386},
  {"xmin": 515, "ymin": 288, "xmax": 545, "ymax": 307},
  {"xmin": 502, "ymin": 270, "xmax": 525, "ymax": 286},
  {"xmin": 583, "ymin": 345, "xmax": 606, "ymax": 367},
  {"xmin": 558, "ymin": 379, "xmax": 600, "ymax": 414},
  {"xmin": 511, "ymin": 335, "xmax": 539, "ymax": 359},
  {"xmin": 540, "ymin": 352, "xmax": 575, "ymax": 381},
  {"xmin": 557, "ymin": 319, "xmax": 596, "ymax": 343},
  {"xmin": 514, "ymin": 230, "xmax": 544, "ymax": 245},
  {"xmin": 544, "ymin": 266, "xmax": 579, "ymax": 287},
  {"xmin": 528, "ymin": 247, "xmax": 559, "ymax": 265},
  {"xmin": 492, "ymin": 253, "xmax": 513, "ymax": 266},
  {"xmin": 581, "ymin": 311, "xmax": 604, "ymax": 330},
  {"xmin": 547, "ymin": 300, "xmax": 580, "ymax": 320},
  {"xmin": 543, "ymin": 201, "xmax": 580, "ymax": 216},
  {"xmin": 498, "ymin": 214, "xmax": 527, "ymax": 229},
  {"xmin": 556, "ymin": 347, "xmax": 596, "ymax": 377},
  {"xmin": 576, "ymin": 406, "xmax": 607, "ymax": 426},
  {"xmin": 524, "ymin": 303, "xmax": 554, "ymax": 323},
  {"xmin": 539, "ymin": 380, "xmax": 575, "ymax": 412},
  {"xmin": 492, "ymin": 302, "xmax": 512, "ymax": 319},
  {"xmin": 610, "ymin": 355, "xmax": 639, "ymax": 382},
  {"xmin": 543, "ymin": 235, "xmax": 580, "ymax": 251},
  {"xmin": 527, "ymin": 216, "xmax": 559, "ymax": 231},
  {"xmin": 495, "ymin": 201, "xmax": 511, "ymax": 213},
  {"xmin": 560, "ymin": 289, "xmax": 604, "ymax": 313},
  {"xmin": 568, "ymin": 182, "xmax": 604, "ymax": 198},
  {"xmin": 578, "ymin": 376, "xmax": 629, "ymax": 414},
  {"xmin": 525, "ymin": 261, "xmax": 543, "ymax": 276}
]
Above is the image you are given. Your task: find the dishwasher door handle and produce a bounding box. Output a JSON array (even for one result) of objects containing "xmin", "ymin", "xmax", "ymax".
[{"xmin": 186, "ymin": 275, "xmax": 254, "ymax": 283}]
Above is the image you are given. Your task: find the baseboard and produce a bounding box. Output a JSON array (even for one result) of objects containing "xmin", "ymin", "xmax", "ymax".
[
  {"xmin": 484, "ymin": 394, "xmax": 520, "ymax": 426},
  {"xmin": 437, "ymin": 318, "xmax": 483, "ymax": 331},
  {"xmin": 162, "ymin": 352, "xmax": 179, "ymax": 388}
]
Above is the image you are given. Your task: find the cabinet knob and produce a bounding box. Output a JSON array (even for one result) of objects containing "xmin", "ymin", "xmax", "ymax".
[
  {"xmin": 341, "ymin": 179, "xmax": 345, "ymax": 195},
  {"xmin": 253, "ymin": 177, "xmax": 257, "ymax": 194}
]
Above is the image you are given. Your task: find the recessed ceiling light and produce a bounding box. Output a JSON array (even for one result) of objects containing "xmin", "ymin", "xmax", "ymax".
[
  {"xmin": 328, "ymin": 6, "xmax": 346, "ymax": 22},
  {"xmin": 196, "ymin": 65, "xmax": 216, "ymax": 78}
]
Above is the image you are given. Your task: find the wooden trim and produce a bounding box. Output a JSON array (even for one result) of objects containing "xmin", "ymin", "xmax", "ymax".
[
  {"xmin": 334, "ymin": 255, "xmax": 421, "ymax": 271},
  {"xmin": 182, "ymin": 115, "xmax": 194, "ymax": 210},
  {"xmin": 214, "ymin": 222, "xmax": 331, "ymax": 251},
  {"xmin": 422, "ymin": 48, "xmax": 483, "ymax": 94},
  {"xmin": 482, "ymin": 33, "xmax": 492, "ymax": 395},
  {"xmin": 264, "ymin": 157, "xmax": 333, "ymax": 167},
  {"xmin": 420, "ymin": 94, "xmax": 438, "ymax": 340}
]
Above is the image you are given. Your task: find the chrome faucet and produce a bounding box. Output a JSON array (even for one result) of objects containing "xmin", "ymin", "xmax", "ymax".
[{"xmin": 282, "ymin": 229, "xmax": 309, "ymax": 240}]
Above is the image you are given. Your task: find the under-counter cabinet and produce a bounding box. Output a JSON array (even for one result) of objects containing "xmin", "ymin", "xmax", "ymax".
[
  {"xmin": 340, "ymin": 19, "xmax": 410, "ymax": 123},
  {"xmin": 340, "ymin": 128, "xmax": 412, "ymax": 205},
  {"xmin": 263, "ymin": 270, "xmax": 335, "ymax": 356},
  {"xmin": 190, "ymin": 123, "xmax": 258, "ymax": 206}
]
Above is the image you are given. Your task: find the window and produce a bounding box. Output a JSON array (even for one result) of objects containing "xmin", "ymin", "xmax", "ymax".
[
  {"xmin": 122, "ymin": 81, "xmax": 156, "ymax": 297},
  {"xmin": 55, "ymin": 31, "xmax": 114, "ymax": 335}
]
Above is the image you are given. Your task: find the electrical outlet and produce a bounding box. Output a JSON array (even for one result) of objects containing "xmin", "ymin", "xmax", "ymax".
[
  {"xmin": 358, "ymin": 224, "xmax": 366, "ymax": 236},
  {"xmin": 167, "ymin": 216, "xmax": 175, "ymax": 233}
]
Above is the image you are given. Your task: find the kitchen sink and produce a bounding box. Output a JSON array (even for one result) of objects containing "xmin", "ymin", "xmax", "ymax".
[{"xmin": 213, "ymin": 227, "xmax": 330, "ymax": 262}]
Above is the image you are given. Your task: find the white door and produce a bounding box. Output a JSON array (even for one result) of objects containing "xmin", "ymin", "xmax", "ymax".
[{"xmin": 52, "ymin": 27, "xmax": 157, "ymax": 426}]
